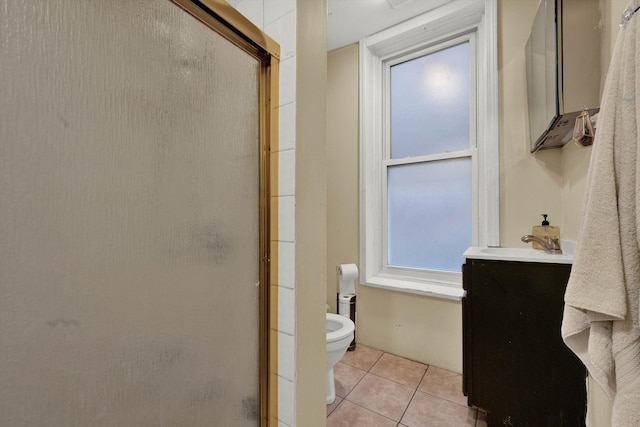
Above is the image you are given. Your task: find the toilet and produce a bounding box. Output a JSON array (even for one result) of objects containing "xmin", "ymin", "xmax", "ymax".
[{"xmin": 326, "ymin": 313, "xmax": 355, "ymax": 405}]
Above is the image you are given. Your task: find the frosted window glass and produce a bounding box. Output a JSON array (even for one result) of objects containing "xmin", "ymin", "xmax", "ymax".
[
  {"xmin": 390, "ymin": 42, "xmax": 470, "ymax": 159},
  {"xmin": 387, "ymin": 158, "xmax": 471, "ymax": 271},
  {"xmin": 0, "ymin": 1, "xmax": 261, "ymax": 425}
]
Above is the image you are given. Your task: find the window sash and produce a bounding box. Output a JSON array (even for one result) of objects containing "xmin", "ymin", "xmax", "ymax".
[
  {"xmin": 382, "ymin": 35, "xmax": 476, "ymax": 276},
  {"xmin": 385, "ymin": 155, "xmax": 474, "ymax": 265}
]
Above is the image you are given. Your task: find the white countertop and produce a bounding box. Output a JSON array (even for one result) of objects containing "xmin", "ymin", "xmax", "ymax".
[{"xmin": 463, "ymin": 241, "xmax": 575, "ymax": 264}]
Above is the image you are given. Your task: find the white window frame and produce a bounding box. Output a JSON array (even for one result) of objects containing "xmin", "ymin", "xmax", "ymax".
[{"xmin": 360, "ymin": 0, "xmax": 499, "ymax": 301}]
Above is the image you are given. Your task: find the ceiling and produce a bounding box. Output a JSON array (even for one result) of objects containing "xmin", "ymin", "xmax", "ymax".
[{"xmin": 327, "ymin": 0, "xmax": 454, "ymax": 51}]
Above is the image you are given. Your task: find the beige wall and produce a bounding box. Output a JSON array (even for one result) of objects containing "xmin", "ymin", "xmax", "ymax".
[
  {"xmin": 499, "ymin": 0, "xmax": 565, "ymax": 247},
  {"xmin": 295, "ymin": 0, "xmax": 328, "ymax": 425},
  {"xmin": 499, "ymin": 0, "xmax": 615, "ymax": 247},
  {"xmin": 326, "ymin": 0, "xmax": 629, "ymax": 425},
  {"xmin": 327, "ymin": 42, "xmax": 463, "ymax": 373},
  {"xmin": 503, "ymin": 0, "xmax": 623, "ymax": 246},
  {"xmin": 327, "ymin": 44, "xmax": 360, "ymax": 315}
]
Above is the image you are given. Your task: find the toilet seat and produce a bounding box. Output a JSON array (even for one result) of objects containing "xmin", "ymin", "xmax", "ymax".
[{"xmin": 326, "ymin": 313, "xmax": 355, "ymax": 343}]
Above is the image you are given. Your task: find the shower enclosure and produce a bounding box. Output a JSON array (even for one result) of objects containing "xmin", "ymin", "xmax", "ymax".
[{"xmin": 0, "ymin": 0, "xmax": 279, "ymax": 425}]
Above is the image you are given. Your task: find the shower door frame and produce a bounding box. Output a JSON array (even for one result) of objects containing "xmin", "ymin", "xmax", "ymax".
[{"xmin": 170, "ymin": 1, "xmax": 280, "ymax": 425}]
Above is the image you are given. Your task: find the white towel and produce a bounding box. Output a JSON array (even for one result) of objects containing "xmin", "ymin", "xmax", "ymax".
[{"xmin": 562, "ymin": 1, "xmax": 640, "ymax": 425}]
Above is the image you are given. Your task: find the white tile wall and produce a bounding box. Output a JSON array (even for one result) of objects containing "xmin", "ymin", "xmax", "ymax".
[
  {"xmin": 278, "ymin": 58, "xmax": 297, "ymax": 106},
  {"xmin": 278, "ymin": 103, "xmax": 296, "ymax": 151},
  {"xmin": 278, "ymin": 149, "xmax": 295, "ymax": 196},
  {"xmin": 278, "ymin": 241, "xmax": 295, "ymax": 289},
  {"xmin": 227, "ymin": 2, "xmax": 298, "ymax": 425},
  {"xmin": 278, "ymin": 331, "xmax": 295, "ymax": 381},
  {"xmin": 278, "ymin": 375, "xmax": 295, "ymax": 426},
  {"xmin": 277, "ymin": 287, "xmax": 296, "ymax": 335},
  {"xmin": 264, "ymin": 0, "xmax": 296, "ymax": 26},
  {"xmin": 265, "ymin": 10, "xmax": 296, "ymax": 60},
  {"xmin": 229, "ymin": 0, "xmax": 264, "ymax": 28},
  {"xmin": 277, "ymin": 196, "xmax": 296, "ymax": 242}
]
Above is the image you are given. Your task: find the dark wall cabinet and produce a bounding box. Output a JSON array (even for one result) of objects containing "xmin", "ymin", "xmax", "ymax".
[{"xmin": 462, "ymin": 258, "xmax": 587, "ymax": 426}]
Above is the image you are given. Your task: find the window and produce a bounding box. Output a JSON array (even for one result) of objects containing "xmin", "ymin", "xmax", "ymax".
[
  {"xmin": 360, "ymin": 0, "xmax": 498, "ymax": 300},
  {"xmin": 387, "ymin": 39, "xmax": 473, "ymax": 272}
]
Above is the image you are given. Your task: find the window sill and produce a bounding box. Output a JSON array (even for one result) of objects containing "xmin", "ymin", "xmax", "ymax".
[{"xmin": 362, "ymin": 275, "xmax": 464, "ymax": 301}]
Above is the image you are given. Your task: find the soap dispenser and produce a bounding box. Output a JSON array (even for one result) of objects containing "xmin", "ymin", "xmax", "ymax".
[{"xmin": 531, "ymin": 214, "xmax": 560, "ymax": 250}]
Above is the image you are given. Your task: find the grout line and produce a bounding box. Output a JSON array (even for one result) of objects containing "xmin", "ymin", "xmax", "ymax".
[
  {"xmin": 337, "ymin": 359, "xmax": 369, "ymax": 372},
  {"xmin": 416, "ymin": 375, "xmax": 472, "ymax": 407},
  {"xmin": 419, "ymin": 391, "xmax": 473, "ymax": 408},
  {"xmin": 366, "ymin": 351, "xmax": 428, "ymax": 389},
  {"xmin": 326, "ymin": 396, "xmax": 344, "ymax": 418},
  {"xmin": 339, "ymin": 398, "xmax": 401, "ymax": 425},
  {"xmin": 368, "ymin": 349, "xmax": 384, "ymax": 372},
  {"xmin": 397, "ymin": 367, "xmax": 428, "ymax": 424},
  {"xmin": 337, "ymin": 346, "xmax": 383, "ymax": 372},
  {"xmin": 340, "ymin": 367, "xmax": 367, "ymax": 401},
  {"xmin": 420, "ymin": 364, "xmax": 475, "ymax": 408},
  {"xmin": 333, "ymin": 347, "xmax": 479, "ymax": 425},
  {"xmin": 328, "ymin": 347, "xmax": 384, "ymax": 419},
  {"xmin": 365, "ymin": 370, "xmax": 422, "ymax": 390}
]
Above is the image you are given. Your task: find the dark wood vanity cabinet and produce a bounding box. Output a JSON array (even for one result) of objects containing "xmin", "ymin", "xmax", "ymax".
[{"xmin": 462, "ymin": 258, "xmax": 587, "ymax": 426}]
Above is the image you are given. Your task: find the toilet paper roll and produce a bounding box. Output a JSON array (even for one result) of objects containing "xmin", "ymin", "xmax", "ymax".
[
  {"xmin": 338, "ymin": 294, "xmax": 353, "ymax": 318},
  {"xmin": 338, "ymin": 263, "xmax": 358, "ymax": 295}
]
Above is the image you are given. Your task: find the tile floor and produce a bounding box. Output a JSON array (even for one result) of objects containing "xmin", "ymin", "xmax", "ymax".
[{"xmin": 326, "ymin": 344, "xmax": 487, "ymax": 427}]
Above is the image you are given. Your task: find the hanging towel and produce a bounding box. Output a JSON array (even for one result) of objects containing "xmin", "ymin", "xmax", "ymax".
[{"xmin": 562, "ymin": 1, "xmax": 640, "ymax": 426}]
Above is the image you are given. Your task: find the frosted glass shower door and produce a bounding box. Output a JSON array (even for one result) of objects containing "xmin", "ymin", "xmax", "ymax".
[{"xmin": 0, "ymin": 1, "xmax": 264, "ymax": 426}]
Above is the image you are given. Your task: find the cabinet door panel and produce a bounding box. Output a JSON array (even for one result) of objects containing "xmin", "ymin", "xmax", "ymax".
[{"xmin": 464, "ymin": 260, "xmax": 586, "ymax": 426}]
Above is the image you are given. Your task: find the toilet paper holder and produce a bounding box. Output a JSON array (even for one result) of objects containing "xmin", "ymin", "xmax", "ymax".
[
  {"xmin": 337, "ymin": 263, "xmax": 358, "ymax": 351},
  {"xmin": 337, "ymin": 293, "xmax": 356, "ymax": 351}
]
